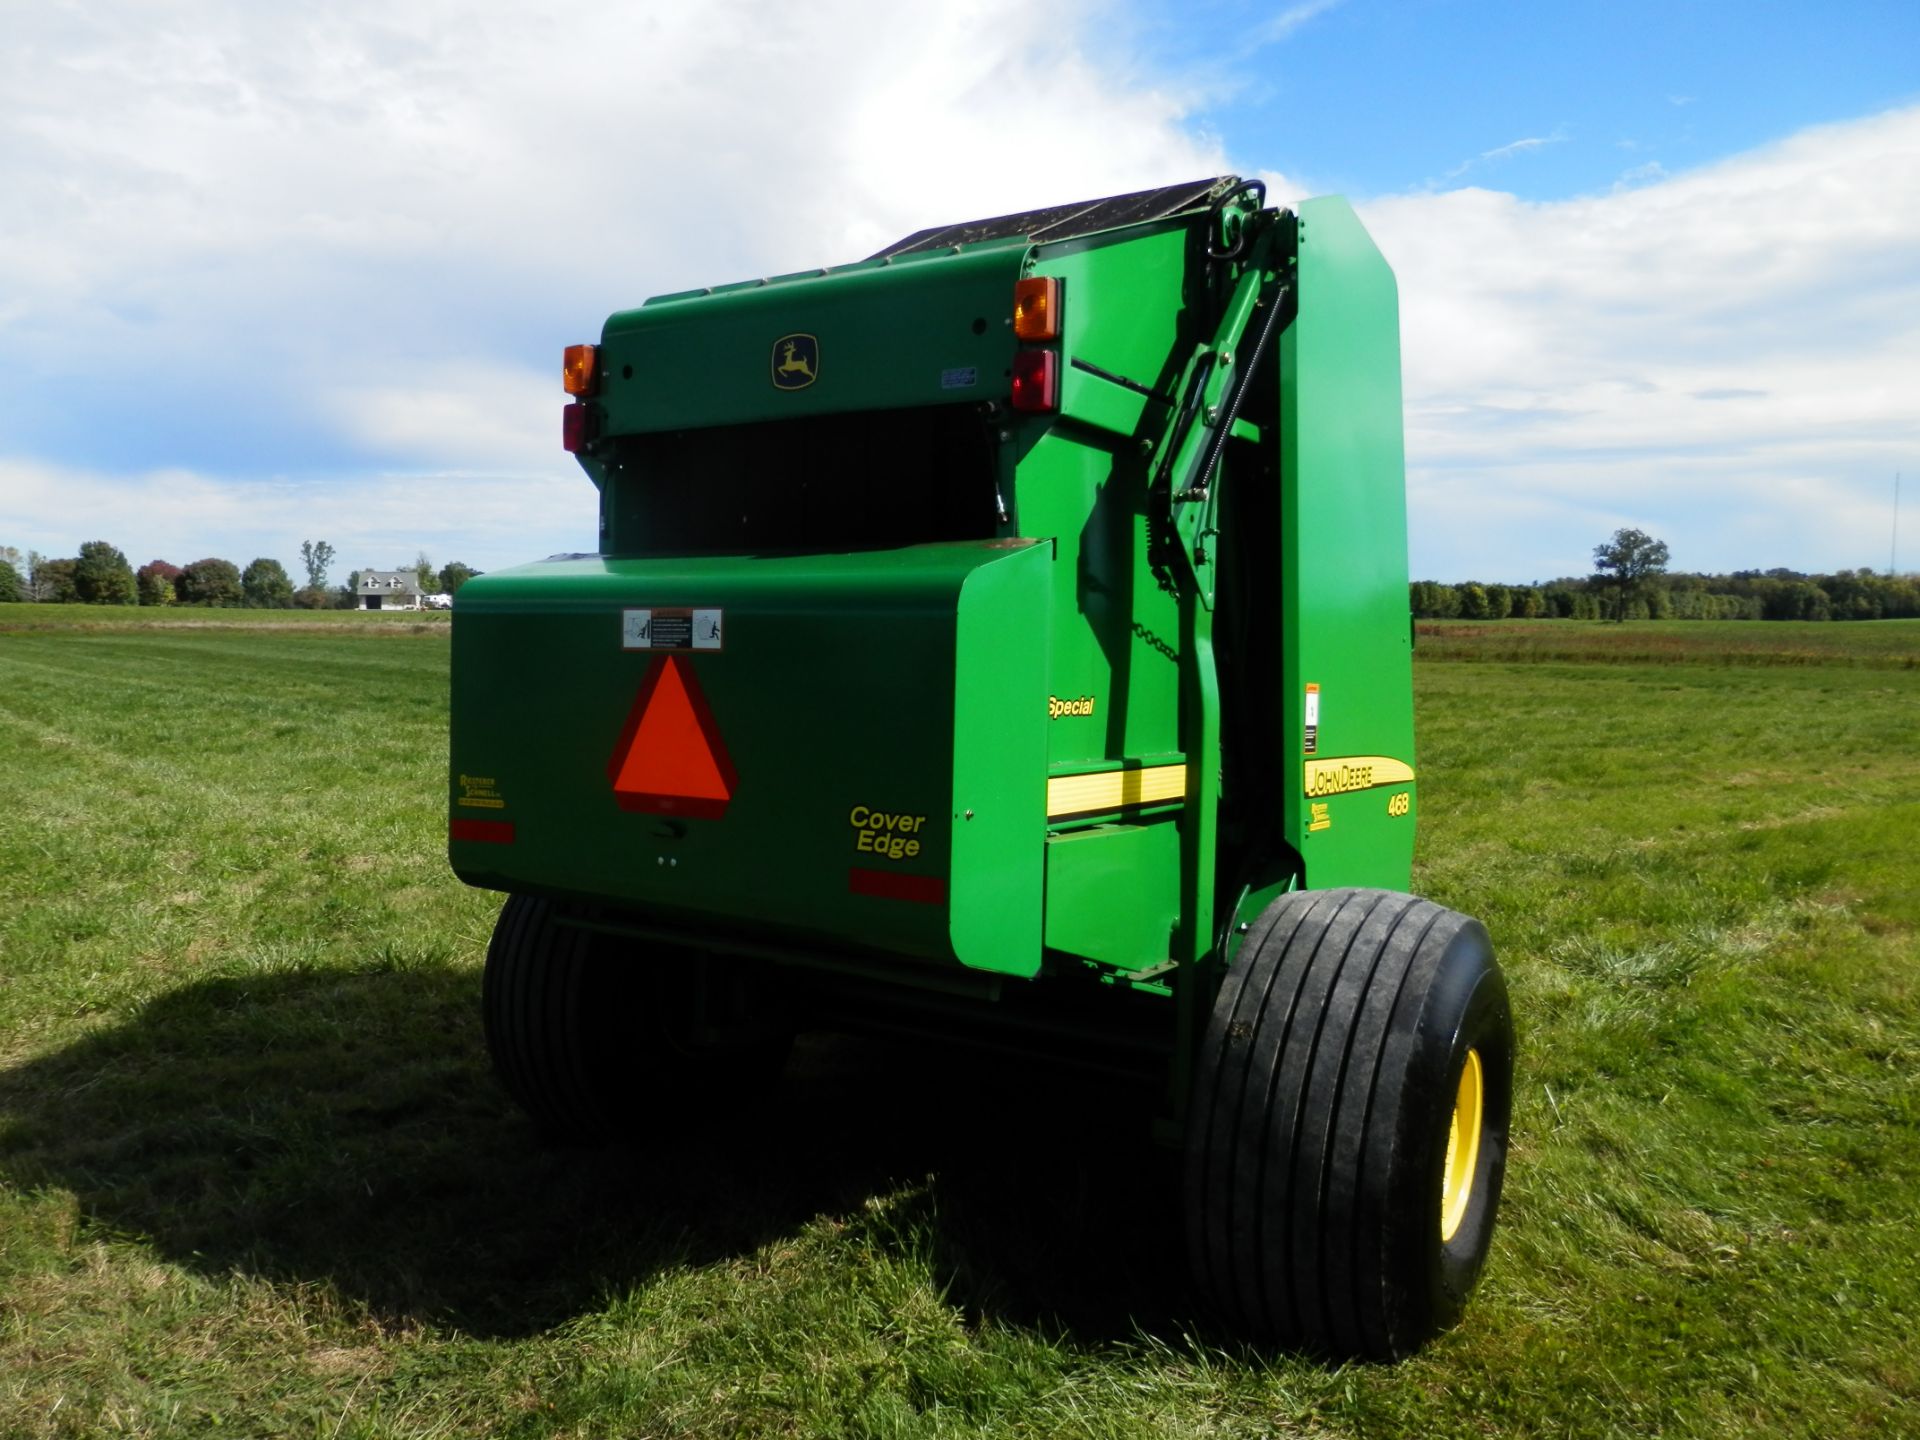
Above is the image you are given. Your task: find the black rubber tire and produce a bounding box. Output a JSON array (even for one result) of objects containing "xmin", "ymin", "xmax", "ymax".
[
  {"xmin": 1185, "ymin": 887, "xmax": 1513, "ymax": 1359},
  {"xmin": 482, "ymin": 894, "xmax": 792, "ymax": 1142}
]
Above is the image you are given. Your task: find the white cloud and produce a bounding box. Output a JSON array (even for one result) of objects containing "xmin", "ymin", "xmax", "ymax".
[
  {"xmin": 1363, "ymin": 104, "xmax": 1920, "ymax": 578},
  {"xmin": 1445, "ymin": 127, "xmax": 1570, "ymax": 180},
  {"xmin": 0, "ymin": 457, "xmax": 586, "ymax": 576},
  {"xmin": 1481, "ymin": 132, "xmax": 1565, "ymax": 162},
  {"xmin": 325, "ymin": 363, "xmax": 558, "ymax": 472},
  {"xmin": 0, "ymin": 5, "xmax": 1914, "ymax": 589},
  {"xmin": 0, "ymin": 0, "xmax": 1233, "ymax": 570},
  {"xmin": 1244, "ymin": 0, "xmax": 1346, "ymax": 50},
  {"xmin": 1614, "ymin": 160, "xmax": 1668, "ymax": 188}
]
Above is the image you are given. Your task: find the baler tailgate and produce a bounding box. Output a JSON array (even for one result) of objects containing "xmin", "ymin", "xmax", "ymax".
[{"xmin": 450, "ymin": 541, "xmax": 1050, "ymax": 975}]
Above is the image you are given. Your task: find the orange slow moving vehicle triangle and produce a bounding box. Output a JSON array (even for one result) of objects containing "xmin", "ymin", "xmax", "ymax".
[{"xmin": 606, "ymin": 655, "xmax": 738, "ymax": 819}]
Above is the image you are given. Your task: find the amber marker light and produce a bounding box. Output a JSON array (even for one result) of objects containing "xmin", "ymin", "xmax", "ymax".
[
  {"xmin": 1012, "ymin": 276, "xmax": 1060, "ymax": 341},
  {"xmin": 563, "ymin": 343, "xmax": 600, "ymax": 396}
]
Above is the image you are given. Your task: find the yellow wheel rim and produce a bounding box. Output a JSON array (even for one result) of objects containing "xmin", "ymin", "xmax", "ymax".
[{"xmin": 1440, "ymin": 1048, "xmax": 1484, "ymax": 1243}]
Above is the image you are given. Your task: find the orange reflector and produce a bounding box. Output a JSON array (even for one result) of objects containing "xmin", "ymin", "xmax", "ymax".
[
  {"xmin": 1013, "ymin": 277, "xmax": 1060, "ymax": 341},
  {"xmin": 606, "ymin": 655, "xmax": 737, "ymax": 820},
  {"xmin": 563, "ymin": 343, "xmax": 599, "ymax": 396}
]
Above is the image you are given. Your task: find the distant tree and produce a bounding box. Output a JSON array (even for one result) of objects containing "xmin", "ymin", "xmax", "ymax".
[
  {"xmin": 32, "ymin": 555, "xmax": 78, "ymax": 604},
  {"xmin": 176, "ymin": 557, "xmax": 244, "ymax": 607},
  {"xmin": 0, "ymin": 559, "xmax": 22, "ymax": 603},
  {"xmin": 137, "ymin": 560, "xmax": 182, "ymax": 606},
  {"xmin": 242, "ymin": 557, "xmax": 295, "ymax": 608},
  {"xmin": 299, "ymin": 539, "xmax": 336, "ymax": 591},
  {"xmin": 73, "ymin": 540, "xmax": 138, "ymax": 605},
  {"xmin": 1592, "ymin": 527, "xmax": 1670, "ymax": 622},
  {"xmin": 1408, "ymin": 580, "xmax": 1459, "ymax": 619},
  {"xmin": 1825, "ymin": 569, "xmax": 1887, "ymax": 620},
  {"xmin": 437, "ymin": 561, "xmax": 477, "ymax": 595},
  {"xmin": 292, "ymin": 585, "xmax": 332, "ymax": 609},
  {"xmin": 1776, "ymin": 580, "xmax": 1832, "ymax": 621},
  {"xmin": 1456, "ymin": 582, "xmax": 1490, "ymax": 620},
  {"xmin": 0, "ymin": 545, "xmax": 23, "ymax": 573},
  {"xmin": 413, "ymin": 551, "xmax": 434, "ymax": 592}
]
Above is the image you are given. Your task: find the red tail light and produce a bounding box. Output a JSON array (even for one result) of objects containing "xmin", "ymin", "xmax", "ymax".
[
  {"xmin": 1010, "ymin": 349, "xmax": 1058, "ymax": 413},
  {"xmin": 562, "ymin": 402, "xmax": 592, "ymax": 453}
]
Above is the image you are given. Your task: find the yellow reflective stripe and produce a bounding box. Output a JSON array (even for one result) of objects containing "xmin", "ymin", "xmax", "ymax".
[
  {"xmin": 1046, "ymin": 763, "xmax": 1187, "ymax": 819},
  {"xmin": 1302, "ymin": 755, "xmax": 1416, "ymax": 798}
]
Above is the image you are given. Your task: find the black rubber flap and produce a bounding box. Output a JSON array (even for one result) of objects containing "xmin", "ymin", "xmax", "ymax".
[{"xmin": 869, "ymin": 176, "xmax": 1240, "ymax": 259}]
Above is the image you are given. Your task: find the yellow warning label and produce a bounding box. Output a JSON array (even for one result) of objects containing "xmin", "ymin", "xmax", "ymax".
[
  {"xmin": 458, "ymin": 773, "xmax": 506, "ymax": 810},
  {"xmin": 1303, "ymin": 756, "xmax": 1416, "ymax": 799},
  {"xmin": 1308, "ymin": 802, "xmax": 1332, "ymax": 832}
]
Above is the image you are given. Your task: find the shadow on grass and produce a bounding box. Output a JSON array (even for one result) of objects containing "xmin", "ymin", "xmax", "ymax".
[{"xmin": 0, "ymin": 961, "xmax": 1192, "ymax": 1342}]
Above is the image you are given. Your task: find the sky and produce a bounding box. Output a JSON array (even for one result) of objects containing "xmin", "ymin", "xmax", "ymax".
[{"xmin": 1, "ymin": 0, "xmax": 1915, "ymax": 585}]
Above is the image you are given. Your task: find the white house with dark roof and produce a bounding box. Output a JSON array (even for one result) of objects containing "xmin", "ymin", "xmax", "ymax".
[{"xmin": 357, "ymin": 570, "xmax": 425, "ymax": 611}]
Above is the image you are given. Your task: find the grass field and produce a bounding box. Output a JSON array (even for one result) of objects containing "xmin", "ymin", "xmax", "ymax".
[
  {"xmin": 0, "ymin": 603, "xmax": 450, "ymax": 632},
  {"xmin": 1, "ymin": 609, "xmax": 1916, "ymax": 1438}
]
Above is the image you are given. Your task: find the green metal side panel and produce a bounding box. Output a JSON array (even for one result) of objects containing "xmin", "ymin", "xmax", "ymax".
[
  {"xmin": 1278, "ymin": 198, "xmax": 1417, "ymax": 889},
  {"xmin": 950, "ymin": 542, "xmax": 1050, "ymax": 973},
  {"xmin": 1010, "ymin": 430, "xmax": 1184, "ymax": 775},
  {"xmin": 1006, "ymin": 223, "xmax": 1194, "ymax": 802},
  {"xmin": 449, "ymin": 540, "xmax": 1049, "ymax": 976},
  {"xmin": 1044, "ymin": 821, "xmax": 1180, "ymax": 969},
  {"xmin": 597, "ymin": 245, "xmax": 1027, "ymax": 433}
]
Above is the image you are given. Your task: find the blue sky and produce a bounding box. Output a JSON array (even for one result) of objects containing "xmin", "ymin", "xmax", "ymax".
[
  {"xmin": 2, "ymin": 1, "xmax": 1916, "ymax": 585},
  {"xmin": 1160, "ymin": 0, "xmax": 1919, "ymax": 199}
]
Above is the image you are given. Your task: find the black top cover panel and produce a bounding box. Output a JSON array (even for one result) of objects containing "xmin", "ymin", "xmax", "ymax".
[{"xmin": 869, "ymin": 177, "xmax": 1240, "ymax": 259}]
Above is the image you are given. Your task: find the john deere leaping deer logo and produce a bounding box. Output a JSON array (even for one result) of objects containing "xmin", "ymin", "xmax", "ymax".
[{"xmin": 771, "ymin": 333, "xmax": 819, "ymax": 390}]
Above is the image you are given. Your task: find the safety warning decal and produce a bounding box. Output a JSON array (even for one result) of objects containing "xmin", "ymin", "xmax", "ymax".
[
  {"xmin": 623, "ymin": 608, "xmax": 723, "ymax": 652},
  {"xmin": 1304, "ymin": 682, "xmax": 1320, "ymax": 755}
]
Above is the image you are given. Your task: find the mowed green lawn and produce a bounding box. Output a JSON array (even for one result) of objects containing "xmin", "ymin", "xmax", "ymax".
[{"xmin": 0, "ymin": 609, "xmax": 1915, "ymax": 1438}]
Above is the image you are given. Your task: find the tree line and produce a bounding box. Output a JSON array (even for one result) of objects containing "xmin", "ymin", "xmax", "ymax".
[
  {"xmin": 0, "ymin": 541, "xmax": 480, "ymax": 609},
  {"xmin": 9, "ymin": 529, "xmax": 1912, "ymax": 623},
  {"xmin": 1413, "ymin": 569, "xmax": 1920, "ymax": 623},
  {"xmin": 1413, "ymin": 527, "xmax": 1917, "ymax": 623}
]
